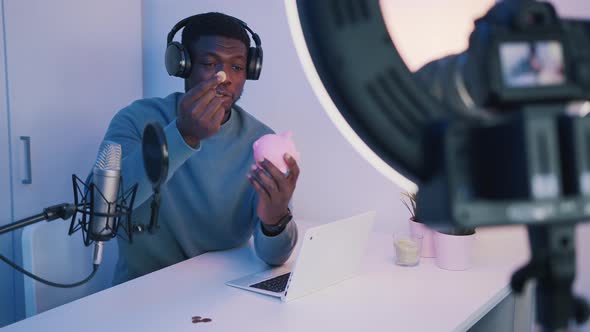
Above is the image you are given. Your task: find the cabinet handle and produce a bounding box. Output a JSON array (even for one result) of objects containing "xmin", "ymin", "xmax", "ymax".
[{"xmin": 20, "ymin": 136, "xmax": 32, "ymax": 184}]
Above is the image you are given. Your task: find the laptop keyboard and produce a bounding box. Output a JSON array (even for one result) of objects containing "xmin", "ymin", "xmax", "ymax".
[{"xmin": 250, "ymin": 272, "xmax": 291, "ymax": 293}]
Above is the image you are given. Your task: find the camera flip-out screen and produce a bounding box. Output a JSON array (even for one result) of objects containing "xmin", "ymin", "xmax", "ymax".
[{"xmin": 499, "ymin": 40, "xmax": 566, "ymax": 88}]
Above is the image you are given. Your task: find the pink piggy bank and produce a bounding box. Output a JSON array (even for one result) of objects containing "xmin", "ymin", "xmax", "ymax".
[{"xmin": 253, "ymin": 131, "xmax": 300, "ymax": 174}]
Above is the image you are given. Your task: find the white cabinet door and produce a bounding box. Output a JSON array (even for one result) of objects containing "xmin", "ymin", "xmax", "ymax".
[
  {"xmin": 3, "ymin": 0, "xmax": 142, "ymax": 322},
  {"xmin": 0, "ymin": 4, "xmax": 16, "ymax": 326},
  {"xmin": 5, "ymin": 0, "xmax": 143, "ymax": 221}
]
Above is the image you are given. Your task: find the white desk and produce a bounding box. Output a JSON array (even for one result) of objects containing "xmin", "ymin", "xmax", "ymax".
[{"xmin": 2, "ymin": 224, "xmax": 530, "ymax": 332}]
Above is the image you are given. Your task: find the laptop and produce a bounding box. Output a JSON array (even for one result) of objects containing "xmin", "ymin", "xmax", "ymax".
[{"xmin": 225, "ymin": 211, "xmax": 376, "ymax": 302}]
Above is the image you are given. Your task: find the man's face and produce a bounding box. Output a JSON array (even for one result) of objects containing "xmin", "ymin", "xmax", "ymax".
[{"xmin": 186, "ymin": 35, "xmax": 248, "ymax": 114}]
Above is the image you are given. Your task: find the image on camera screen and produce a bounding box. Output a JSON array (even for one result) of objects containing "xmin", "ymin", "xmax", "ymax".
[{"xmin": 499, "ymin": 40, "xmax": 565, "ymax": 88}]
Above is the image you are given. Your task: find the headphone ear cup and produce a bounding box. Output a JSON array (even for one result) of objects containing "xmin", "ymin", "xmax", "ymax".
[
  {"xmin": 165, "ymin": 41, "xmax": 192, "ymax": 78},
  {"xmin": 246, "ymin": 46, "xmax": 263, "ymax": 80}
]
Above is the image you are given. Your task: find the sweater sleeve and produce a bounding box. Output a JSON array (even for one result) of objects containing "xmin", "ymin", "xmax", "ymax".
[
  {"xmin": 103, "ymin": 108, "xmax": 199, "ymax": 207},
  {"xmin": 252, "ymin": 195, "xmax": 298, "ymax": 266},
  {"xmin": 253, "ymin": 218, "xmax": 298, "ymax": 266}
]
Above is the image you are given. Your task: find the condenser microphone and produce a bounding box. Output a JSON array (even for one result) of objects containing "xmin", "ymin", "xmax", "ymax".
[{"xmin": 91, "ymin": 140, "xmax": 122, "ymax": 265}]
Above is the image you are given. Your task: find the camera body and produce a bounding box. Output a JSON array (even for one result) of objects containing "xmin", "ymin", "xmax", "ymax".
[{"xmin": 464, "ymin": 1, "xmax": 590, "ymax": 108}]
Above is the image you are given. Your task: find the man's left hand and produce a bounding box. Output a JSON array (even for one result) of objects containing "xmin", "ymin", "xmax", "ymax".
[{"xmin": 248, "ymin": 154, "xmax": 300, "ymax": 226}]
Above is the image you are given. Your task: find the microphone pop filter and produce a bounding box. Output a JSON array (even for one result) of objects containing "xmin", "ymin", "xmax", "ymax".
[{"xmin": 142, "ymin": 122, "xmax": 169, "ymax": 189}]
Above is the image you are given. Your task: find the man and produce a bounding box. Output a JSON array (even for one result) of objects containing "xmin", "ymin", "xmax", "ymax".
[{"xmin": 103, "ymin": 12, "xmax": 299, "ymax": 285}]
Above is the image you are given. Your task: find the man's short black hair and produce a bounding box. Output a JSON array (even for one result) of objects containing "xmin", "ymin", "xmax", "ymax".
[{"xmin": 181, "ymin": 12, "xmax": 251, "ymax": 50}]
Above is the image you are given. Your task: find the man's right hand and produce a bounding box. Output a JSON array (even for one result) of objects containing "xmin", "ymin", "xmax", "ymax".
[{"xmin": 176, "ymin": 73, "xmax": 226, "ymax": 148}]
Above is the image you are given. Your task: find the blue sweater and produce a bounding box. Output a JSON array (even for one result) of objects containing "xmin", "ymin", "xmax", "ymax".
[{"xmin": 103, "ymin": 92, "xmax": 298, "ymax": 284}]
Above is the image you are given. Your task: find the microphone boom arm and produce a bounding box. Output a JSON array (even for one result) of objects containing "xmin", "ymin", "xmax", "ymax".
[
  {"xmin": 0, "ymin": 202, "xmax": 100, "ymax": 288},
  {"xmin": 0, "ymin": 203, "xmax": 76, "ymax": 236}
]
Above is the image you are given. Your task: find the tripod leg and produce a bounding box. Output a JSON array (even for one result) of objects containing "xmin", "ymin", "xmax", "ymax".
[{"xmin": 525, "ymin": 224, "xmax": 580, "ymax": 330}]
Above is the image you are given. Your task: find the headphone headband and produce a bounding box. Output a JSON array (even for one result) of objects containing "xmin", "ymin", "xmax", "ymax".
[
  {"xmin": 232, "ymin": 18, "xmax": 262, "ymax": 48},
  {"xmin": 167, "ymin": 16, "xmax": 193, "ymax": 45}
]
